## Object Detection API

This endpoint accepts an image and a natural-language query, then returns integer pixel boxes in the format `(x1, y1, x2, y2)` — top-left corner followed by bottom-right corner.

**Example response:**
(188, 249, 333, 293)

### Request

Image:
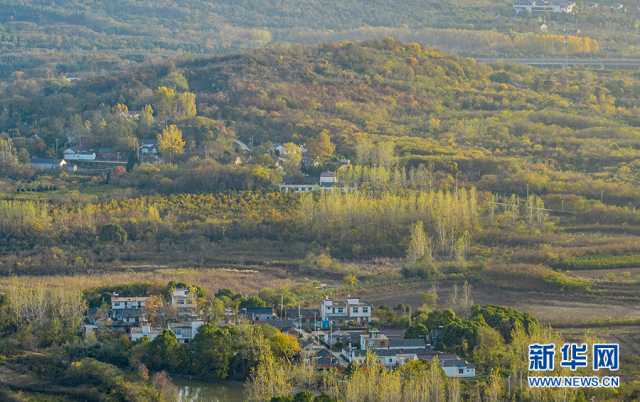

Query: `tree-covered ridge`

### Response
(0, 0, 637, 78)
(5, 39, 640, 206)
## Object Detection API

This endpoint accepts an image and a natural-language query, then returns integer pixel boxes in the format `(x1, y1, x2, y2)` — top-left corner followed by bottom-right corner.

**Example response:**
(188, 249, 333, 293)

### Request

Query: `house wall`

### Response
(443, 366, 476, 378)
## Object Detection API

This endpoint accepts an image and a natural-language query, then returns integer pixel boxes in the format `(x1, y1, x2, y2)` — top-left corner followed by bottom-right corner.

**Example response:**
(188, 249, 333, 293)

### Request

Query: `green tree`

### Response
(186, 324, 235, 379)
(98, 223, 128, 244)
(143, 330, 182, 372)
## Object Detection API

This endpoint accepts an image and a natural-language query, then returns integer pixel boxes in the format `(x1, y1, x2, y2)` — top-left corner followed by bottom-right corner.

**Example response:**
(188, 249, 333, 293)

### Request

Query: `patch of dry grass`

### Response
(0, 266, 302, 295)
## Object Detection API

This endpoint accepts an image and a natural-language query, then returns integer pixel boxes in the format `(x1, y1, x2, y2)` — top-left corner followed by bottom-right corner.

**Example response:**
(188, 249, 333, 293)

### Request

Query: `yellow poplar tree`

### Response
(157, 124, 185, 163)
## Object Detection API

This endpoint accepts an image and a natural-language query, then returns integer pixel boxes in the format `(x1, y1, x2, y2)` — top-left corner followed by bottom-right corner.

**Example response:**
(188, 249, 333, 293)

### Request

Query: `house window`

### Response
(458, 368, 464, 375)
(363, 307, 369, 313)
(352, 307, 358, 313)
(337, 308, 343, 313)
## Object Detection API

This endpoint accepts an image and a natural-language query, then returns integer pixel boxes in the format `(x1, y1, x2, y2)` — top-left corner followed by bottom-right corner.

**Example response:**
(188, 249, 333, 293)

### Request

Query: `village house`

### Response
(339, 326, 476, 377)
(349, 349, 419, 368)
(278, 183, 319, 193)
(168, 320, 205, 343)
(319, 171, 338, 187)
(314, 348, 341, 370)
(171, 286, 199, 319)
(30, 157, 66, 171)
(129, 320, 204, 343)
(138, 139, 159, 162)
(279, 171, 342, 193)
(441, 358, 476, 378)
(241, 307, 276, 322)
(130, 323, 162, 342)
(110, 294, 149, 326)
(261, 319, 298, 333)
(96, 147, 124, 161)
(320, 297, 372, 325)
(514, 0, 576, 14)
(284, 307, 320, 328)
(63, 148, 96, 161)
(358, 329, 429, 352)
(359, 328, 389, 349)
(120, 287, 204, 343)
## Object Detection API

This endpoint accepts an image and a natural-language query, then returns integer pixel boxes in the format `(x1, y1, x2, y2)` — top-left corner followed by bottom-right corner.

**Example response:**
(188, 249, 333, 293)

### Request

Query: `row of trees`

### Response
(0, 186, 553, 267)
(298, 189, 481, 257)
(0, 279, 86, 347)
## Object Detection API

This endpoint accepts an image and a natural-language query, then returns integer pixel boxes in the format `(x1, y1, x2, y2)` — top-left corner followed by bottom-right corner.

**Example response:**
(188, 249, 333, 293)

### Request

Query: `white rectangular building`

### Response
(321, 297, 372, 324)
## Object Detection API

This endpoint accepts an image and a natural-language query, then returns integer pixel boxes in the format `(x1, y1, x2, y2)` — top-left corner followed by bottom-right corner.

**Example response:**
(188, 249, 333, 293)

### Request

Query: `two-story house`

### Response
(320, 297, 372, 325)
(168, 320, 205, 343)
(241, 307, 276, 322)
(110, 294, 149, 326)
(171, 286, 198, 319)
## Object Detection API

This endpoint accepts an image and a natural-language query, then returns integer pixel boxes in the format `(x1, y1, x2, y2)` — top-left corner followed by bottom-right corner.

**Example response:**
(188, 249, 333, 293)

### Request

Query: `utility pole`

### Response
(329, 321, 333, 350)
(314, 312, 318, 344)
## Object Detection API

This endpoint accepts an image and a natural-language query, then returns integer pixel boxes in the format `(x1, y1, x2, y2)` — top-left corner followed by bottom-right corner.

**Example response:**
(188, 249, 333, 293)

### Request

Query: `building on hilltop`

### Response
(514, 0, 576, 14)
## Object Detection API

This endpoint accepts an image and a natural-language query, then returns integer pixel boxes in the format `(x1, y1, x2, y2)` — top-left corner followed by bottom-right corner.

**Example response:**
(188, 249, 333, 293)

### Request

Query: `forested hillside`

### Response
(1, 36, 640, 401)
(3, 39, 640, 275)
(0, 0, 637, 78)
(4, 39, 640, 208)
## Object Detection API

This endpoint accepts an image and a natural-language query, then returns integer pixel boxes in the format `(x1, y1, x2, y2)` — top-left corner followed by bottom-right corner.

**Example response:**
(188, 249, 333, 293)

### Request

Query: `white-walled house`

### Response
(347, 298, 372, 322)
(130, 324, 162, 342)
(319, 171, 338, 187)
(321, 297, 372, 324)
(169, 320, 204, 343)
(514, 0, 576, 14)
(128, 320, 204, 343)
(171, 287, 197, 308)
(349, 349, 419, 368)
(442, 358, 476, 378)
(63, 148, 96, 161)
(278, 184, 319, 193)
(171, 286, 199, 319)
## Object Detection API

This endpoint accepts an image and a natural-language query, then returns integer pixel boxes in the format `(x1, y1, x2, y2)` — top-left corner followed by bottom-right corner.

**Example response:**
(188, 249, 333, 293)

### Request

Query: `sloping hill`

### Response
(1, 0, 635, 78)
(4, 39, 640, 210)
